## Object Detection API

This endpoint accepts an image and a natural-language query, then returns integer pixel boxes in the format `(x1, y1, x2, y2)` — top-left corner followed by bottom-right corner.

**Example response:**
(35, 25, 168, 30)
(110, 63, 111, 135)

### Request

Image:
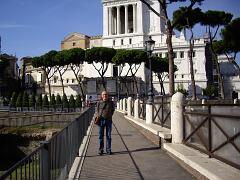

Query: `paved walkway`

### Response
(79, 112, 196, 179)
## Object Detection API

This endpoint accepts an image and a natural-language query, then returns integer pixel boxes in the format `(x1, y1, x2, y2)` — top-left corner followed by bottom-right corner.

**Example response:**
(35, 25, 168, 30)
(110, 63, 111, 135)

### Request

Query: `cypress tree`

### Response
(16, 92, 23, 107)
(43, 94, 49, 108)
(62, 93, 69, 108)
(69, 95, 75, 108)
(50, 94, 56, 108)
(56, 94, 62, 107)
(29, 94, 36, 107)
(36, 94, 43, 108)
(10, 91, 18, 107)
(75, 95, 82, 108)
(22, 92, 29, 107)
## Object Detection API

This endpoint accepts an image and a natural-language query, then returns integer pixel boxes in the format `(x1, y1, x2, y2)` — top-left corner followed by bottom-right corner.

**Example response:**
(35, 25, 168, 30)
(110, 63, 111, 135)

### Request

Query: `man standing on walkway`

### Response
(96, 91, 115, 155)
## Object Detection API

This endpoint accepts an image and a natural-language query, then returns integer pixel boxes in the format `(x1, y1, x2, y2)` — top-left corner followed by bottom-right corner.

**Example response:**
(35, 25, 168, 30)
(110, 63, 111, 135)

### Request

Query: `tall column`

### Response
(133, 4, 137, 33)
(117, 6, 121, 34)
(125, 5, 128, 34)
(137, 2, 143, 34)
(109, 7, 112, 35)
(103, 6, 108, 36)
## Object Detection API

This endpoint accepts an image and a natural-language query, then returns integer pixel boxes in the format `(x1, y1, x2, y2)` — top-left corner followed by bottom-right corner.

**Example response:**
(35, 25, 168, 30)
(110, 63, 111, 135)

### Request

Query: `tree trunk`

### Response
(43, 68, 51, 99)
(58, 69, 65, 95)
(189, 30, 197, 100)
(166, 20, 175, 95)
(71, 66, 85, 99)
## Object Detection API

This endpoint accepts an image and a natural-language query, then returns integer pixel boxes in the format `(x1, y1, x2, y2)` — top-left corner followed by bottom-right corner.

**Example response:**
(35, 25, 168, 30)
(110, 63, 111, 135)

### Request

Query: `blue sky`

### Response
(0, 0, 240, 63)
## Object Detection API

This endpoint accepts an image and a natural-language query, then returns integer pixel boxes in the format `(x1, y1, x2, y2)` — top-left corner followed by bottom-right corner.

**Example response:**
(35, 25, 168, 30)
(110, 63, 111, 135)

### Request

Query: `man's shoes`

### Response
(106, 151, 112, 155)
(98, 150, 103, 155)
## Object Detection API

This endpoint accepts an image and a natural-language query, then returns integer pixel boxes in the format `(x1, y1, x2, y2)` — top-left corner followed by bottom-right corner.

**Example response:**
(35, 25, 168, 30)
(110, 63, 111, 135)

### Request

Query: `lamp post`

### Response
(145, 36, 155, 104)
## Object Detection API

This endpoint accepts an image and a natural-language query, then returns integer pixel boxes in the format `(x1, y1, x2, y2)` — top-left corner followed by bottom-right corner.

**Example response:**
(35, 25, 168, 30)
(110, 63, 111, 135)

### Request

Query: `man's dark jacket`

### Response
(97, 100, 115, 121)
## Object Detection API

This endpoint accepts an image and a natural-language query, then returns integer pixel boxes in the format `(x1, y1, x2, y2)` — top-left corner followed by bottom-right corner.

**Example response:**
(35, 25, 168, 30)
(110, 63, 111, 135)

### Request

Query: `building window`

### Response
(66, 79, 69, 83)
(175, 75, 177, 78)
(54, 77, 57, 83)
(113, 65, 118, 77)
(72, 79, 75, 83)
(159, 53, 162, 58)
(180, 51, 184, 58)
(129, 38, 132, 44)
(165, 52, 168, 58)
(121, 39, 124, 45)
(193, 51, 196, 57)
(173, 52, 177, 58)
(113, 40, 115, 46)
(73, 42, 76, 46)
(188, 51, 196, 57)
(182, 75, 184, 78)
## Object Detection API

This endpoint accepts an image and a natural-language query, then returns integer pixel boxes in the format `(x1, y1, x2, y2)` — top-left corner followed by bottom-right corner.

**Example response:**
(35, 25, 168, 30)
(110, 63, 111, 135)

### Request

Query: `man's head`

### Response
(101, 91, 108, 101)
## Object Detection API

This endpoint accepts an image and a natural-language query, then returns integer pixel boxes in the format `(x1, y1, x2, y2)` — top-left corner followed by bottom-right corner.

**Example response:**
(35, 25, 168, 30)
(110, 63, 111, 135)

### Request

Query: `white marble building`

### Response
(25, 0, 240, 99)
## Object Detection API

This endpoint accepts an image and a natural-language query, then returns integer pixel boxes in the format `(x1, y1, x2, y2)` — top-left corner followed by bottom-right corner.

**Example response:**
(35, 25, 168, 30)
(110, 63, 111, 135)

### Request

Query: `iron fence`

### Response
(152, 95, 171, 129)
(0, 111, 83, 127)
(183, 104, 240, 170)
(0, 106, 94, 180)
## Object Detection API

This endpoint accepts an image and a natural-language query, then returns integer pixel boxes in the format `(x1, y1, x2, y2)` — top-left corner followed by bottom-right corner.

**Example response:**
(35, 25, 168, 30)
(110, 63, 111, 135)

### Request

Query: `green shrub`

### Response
(36, 94, 43, 108)
(50, 94, 56, 108)
(10, 92, 18, 107)
(202, 85, 218, 98)
(176, 83, 188, 96)
(69, 95, 75, 108)
(75, 95, 82, 108)
(62, 93, 69, 108)
(43, 94, 49, 108)
(56, 94, 62, 107)
(22, 92, 29, 107)
(29, 94, 36, 107)
(16, 92, 23, 107)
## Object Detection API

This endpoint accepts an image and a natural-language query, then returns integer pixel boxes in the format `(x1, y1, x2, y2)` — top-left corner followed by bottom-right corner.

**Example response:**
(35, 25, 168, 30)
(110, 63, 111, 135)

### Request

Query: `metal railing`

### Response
(0, 106, 94, 180)
(0, 111, 83, 127)
(183, 104, 240, 170)
(152, 95, 171, 129)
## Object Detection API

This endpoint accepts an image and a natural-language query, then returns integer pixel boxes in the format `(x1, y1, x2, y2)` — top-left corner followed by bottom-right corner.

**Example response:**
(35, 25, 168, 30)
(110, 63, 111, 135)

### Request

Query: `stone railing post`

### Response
(127, 97, 132, 116)
(171, 92, 185, 143)
(117, 101, 120, 110)
(146, 102, 153, 124)
(134, 98, 139, 119)
(123, 98, 126, 113)
(120, 99, 123, 110)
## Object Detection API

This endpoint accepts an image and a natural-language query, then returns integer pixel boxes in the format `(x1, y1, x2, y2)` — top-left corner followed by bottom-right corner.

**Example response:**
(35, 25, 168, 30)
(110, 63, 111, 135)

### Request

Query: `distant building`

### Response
(61, 32, 90, 50)
(21, 57, 46, 95)
(0, 54, 19, 97)
(24, 0, 240, 99)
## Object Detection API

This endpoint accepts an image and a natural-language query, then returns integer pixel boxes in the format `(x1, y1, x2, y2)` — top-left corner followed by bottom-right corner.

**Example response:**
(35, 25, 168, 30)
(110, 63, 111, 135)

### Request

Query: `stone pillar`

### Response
(127, 97, 132, 116)
(234, 98, 238, 104)
(109, 7, 112, 35)
(134, 98, 139, 119)
(137, 1, 143, 34)
(146, 103, 153, 124)
(120, 99, 123, 110)
(125, 5, 128, 34)
(117, 101, 120, 110)
(117, 6, 121, 34)
(133, 4, 137, 33)
(171, 92, 185, 143)
(123, 98, 126, 112)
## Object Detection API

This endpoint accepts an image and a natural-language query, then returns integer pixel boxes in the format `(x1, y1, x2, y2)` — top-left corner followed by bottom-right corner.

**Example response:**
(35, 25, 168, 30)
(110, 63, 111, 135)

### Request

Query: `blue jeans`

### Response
(98, 118, 112, 152)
